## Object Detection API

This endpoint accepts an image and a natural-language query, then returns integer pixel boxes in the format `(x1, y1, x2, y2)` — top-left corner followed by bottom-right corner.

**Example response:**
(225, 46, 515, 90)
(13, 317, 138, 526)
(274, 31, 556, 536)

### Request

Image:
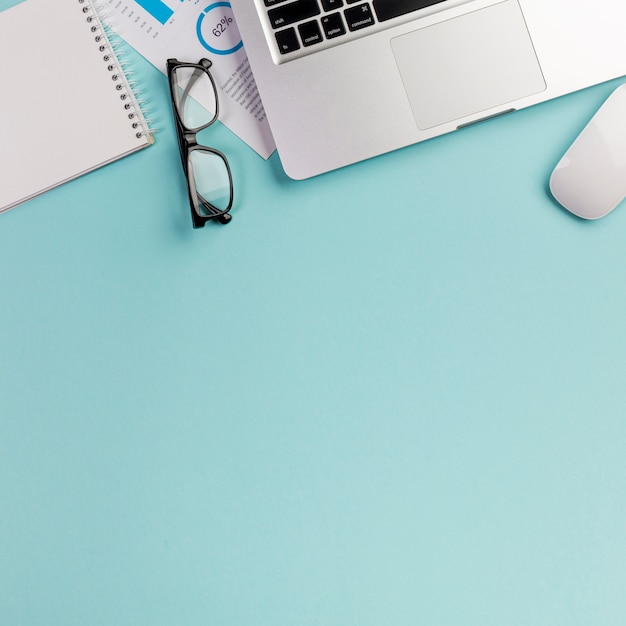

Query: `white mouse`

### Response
(550, 84, 626, 220)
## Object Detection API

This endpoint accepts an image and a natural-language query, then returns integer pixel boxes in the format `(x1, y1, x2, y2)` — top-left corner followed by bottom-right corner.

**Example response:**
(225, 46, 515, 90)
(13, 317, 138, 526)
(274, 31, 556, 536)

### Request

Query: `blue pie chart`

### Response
(196, 2, 243, 55)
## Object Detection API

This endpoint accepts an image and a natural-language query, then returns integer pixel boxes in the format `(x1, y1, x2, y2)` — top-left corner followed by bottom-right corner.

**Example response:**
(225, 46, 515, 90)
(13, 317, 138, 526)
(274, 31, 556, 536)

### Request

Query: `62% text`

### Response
(212, 16, 233, 37)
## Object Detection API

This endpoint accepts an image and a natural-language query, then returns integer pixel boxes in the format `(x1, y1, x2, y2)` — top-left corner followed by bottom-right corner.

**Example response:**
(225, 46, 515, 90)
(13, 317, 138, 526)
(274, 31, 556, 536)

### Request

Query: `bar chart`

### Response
(133, 0, 181, 26)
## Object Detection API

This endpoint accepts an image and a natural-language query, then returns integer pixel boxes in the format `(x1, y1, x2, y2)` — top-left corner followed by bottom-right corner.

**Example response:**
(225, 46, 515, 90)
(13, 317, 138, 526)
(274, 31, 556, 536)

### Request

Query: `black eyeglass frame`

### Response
(166, 57, 233, 228)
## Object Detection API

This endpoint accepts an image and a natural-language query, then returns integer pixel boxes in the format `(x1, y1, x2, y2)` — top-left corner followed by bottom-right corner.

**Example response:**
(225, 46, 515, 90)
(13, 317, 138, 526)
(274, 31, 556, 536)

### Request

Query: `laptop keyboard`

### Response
(260, 0, 453, 62)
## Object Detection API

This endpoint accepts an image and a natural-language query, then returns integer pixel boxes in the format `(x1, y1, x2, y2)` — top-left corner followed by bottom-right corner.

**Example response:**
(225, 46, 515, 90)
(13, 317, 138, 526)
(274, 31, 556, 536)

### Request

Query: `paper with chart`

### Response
(103, 0, 276, 158)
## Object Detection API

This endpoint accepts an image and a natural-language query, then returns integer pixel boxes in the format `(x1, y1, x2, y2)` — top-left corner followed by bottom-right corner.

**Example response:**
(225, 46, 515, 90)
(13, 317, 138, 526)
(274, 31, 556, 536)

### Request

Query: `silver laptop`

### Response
(231, 0, 626, 179)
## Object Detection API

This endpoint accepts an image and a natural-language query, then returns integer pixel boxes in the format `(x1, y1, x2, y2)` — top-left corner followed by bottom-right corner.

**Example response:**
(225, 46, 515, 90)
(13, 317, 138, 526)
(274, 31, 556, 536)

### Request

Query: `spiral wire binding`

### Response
(78, 0, 156, 140)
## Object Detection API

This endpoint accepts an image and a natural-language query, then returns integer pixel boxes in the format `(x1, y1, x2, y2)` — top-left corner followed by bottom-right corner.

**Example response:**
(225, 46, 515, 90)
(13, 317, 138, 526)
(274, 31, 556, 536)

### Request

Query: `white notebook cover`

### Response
(0, 0, 154, 213)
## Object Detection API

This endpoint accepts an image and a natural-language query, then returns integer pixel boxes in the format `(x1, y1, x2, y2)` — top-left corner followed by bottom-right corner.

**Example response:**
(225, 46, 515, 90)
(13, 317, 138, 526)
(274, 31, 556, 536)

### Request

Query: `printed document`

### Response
(102, 0, 276, 158)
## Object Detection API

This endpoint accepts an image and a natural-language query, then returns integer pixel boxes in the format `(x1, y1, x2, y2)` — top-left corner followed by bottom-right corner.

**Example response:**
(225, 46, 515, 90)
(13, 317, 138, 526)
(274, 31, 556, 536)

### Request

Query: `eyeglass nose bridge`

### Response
(182, 129, 200, 149)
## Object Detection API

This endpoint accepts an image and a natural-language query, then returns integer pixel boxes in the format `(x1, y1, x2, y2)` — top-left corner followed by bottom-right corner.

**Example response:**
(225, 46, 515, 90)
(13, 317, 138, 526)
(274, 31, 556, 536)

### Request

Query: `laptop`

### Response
(231, 0, 626, 180)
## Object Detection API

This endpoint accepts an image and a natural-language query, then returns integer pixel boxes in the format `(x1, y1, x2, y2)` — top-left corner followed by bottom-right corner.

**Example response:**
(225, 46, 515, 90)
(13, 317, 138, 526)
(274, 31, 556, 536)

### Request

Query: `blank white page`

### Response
(0, 0, 153, 212)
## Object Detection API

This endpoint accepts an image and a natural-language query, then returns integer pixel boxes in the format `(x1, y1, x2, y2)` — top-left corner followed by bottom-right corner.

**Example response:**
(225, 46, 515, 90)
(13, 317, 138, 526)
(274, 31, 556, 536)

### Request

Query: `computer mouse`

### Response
(550, 84, 626, 220)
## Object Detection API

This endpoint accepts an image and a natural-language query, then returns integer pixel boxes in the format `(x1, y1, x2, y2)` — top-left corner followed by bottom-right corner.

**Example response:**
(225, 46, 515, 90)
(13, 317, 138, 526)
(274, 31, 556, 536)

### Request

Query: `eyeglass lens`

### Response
(189, 149, 231, 216)
(171, 65, 217, 130)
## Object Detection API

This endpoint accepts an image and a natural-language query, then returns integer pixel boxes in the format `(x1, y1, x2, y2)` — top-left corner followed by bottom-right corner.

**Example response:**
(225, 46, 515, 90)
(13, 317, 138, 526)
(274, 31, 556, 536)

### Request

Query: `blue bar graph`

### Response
(134, 0, 173, 25)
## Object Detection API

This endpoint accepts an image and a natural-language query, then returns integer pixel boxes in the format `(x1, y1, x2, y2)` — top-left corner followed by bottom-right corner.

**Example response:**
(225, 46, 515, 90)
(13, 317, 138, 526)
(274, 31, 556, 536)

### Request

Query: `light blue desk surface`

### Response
(2, 47, 626, 625)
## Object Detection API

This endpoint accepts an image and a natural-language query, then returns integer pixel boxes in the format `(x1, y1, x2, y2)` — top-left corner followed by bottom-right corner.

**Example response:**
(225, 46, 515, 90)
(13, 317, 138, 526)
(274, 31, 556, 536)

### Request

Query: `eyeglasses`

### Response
(167, 58, 233, 228)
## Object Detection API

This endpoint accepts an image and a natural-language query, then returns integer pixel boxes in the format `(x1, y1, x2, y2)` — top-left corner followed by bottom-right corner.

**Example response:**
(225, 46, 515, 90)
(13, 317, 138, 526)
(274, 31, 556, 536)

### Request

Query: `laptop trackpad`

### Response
(391, 0, 546, 130)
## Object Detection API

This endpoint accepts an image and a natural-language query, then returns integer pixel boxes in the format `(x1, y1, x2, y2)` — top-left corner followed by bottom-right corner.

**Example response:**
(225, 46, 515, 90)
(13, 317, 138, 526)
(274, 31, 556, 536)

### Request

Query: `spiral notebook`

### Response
(0, 0, 154, 214)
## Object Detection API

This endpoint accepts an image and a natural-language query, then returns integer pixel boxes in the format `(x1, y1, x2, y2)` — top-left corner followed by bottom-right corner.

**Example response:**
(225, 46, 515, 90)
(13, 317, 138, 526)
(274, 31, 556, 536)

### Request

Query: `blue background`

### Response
(0, 0, 25, 10)
(2, 41, 626, 625)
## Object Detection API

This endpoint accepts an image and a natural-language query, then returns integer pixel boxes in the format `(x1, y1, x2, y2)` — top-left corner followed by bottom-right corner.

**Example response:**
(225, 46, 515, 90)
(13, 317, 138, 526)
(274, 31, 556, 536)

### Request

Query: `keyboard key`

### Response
(268, 0, 321, 29)
(321, 12, 346, 39)
(344, 3, 375, 31)
(298, 20, 323, 46)
(373, 0, 446, 22)
(275, 27, 301, 53)
(321, 0, 343, 9)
